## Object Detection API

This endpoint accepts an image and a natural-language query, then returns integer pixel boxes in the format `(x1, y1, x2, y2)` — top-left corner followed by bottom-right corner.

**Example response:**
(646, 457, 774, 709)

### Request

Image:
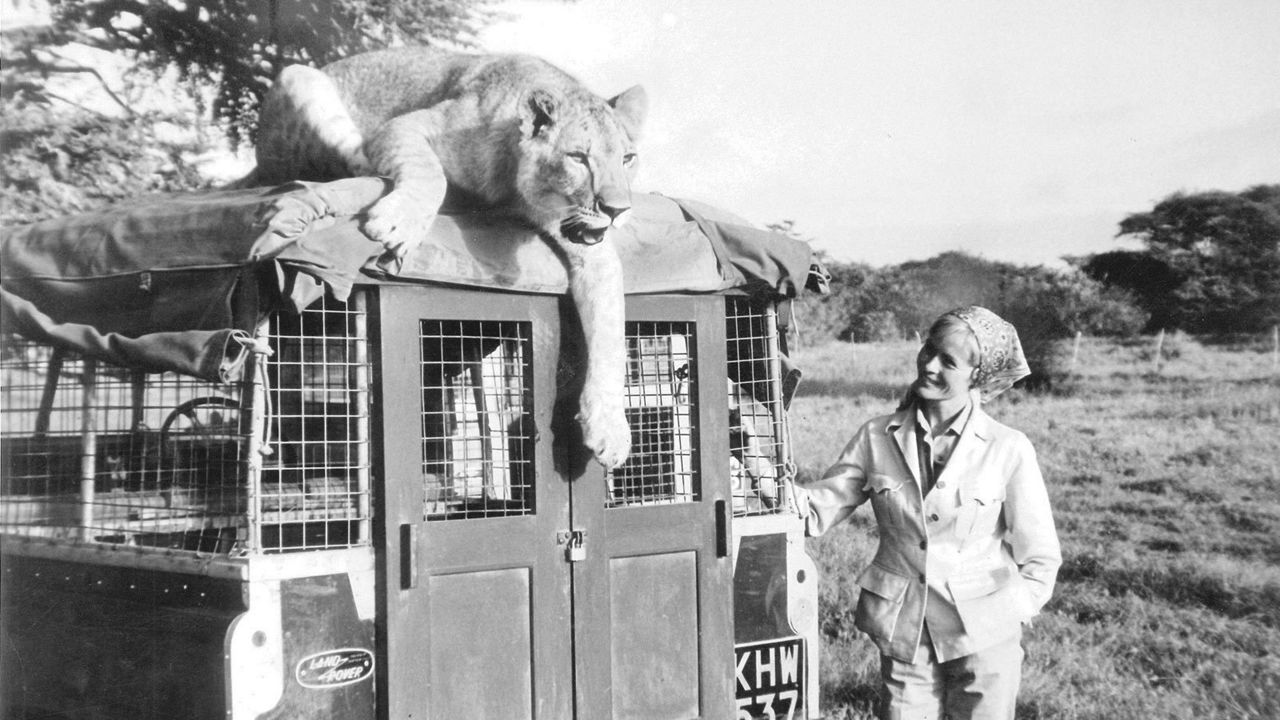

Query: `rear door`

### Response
(568, 295, 736, 720)
(376, 288, 733, 720)
(377, 286, 573, 720)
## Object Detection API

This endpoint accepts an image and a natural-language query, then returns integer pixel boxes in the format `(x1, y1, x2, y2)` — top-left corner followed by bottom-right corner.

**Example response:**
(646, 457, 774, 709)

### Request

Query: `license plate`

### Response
(735, 637, 804, 720)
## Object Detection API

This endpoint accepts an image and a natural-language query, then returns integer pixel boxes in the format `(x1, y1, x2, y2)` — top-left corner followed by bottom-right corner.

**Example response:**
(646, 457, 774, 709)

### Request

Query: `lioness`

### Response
(253, 47, 646, 468)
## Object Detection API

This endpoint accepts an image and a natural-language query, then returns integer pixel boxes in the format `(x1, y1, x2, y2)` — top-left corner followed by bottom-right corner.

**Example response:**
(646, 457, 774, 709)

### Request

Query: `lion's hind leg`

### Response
(254, 65, 372, 184)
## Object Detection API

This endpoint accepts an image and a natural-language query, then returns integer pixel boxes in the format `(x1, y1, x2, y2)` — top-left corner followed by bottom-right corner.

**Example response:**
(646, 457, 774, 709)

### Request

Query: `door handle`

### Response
(715, 499, 729, 558)
(400, 523, 418, 589)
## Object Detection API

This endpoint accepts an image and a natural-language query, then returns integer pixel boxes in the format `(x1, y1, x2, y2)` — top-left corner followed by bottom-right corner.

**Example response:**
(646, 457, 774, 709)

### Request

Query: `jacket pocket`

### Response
(865, 472, 908, 530)
(854, 563, 911, 642)
(947, 566, 1026, 643)
(956, 484, 1006, 542)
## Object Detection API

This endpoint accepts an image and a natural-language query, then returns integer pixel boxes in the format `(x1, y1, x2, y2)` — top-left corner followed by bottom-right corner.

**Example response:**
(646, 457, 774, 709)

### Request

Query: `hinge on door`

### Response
(557, 529, 587, 562)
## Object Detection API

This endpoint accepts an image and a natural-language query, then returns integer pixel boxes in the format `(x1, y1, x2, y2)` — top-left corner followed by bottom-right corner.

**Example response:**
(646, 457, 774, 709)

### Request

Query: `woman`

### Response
(799, 306, 1061, 720)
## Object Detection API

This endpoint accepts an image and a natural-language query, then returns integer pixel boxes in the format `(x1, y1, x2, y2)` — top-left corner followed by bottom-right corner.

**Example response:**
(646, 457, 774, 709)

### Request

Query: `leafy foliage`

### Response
(1075, 249, 1182, 330)
(0, 0, 504, 224)
(0, 102, 211, 225)
(1, 25, 216, 223)
(999, 265, 1150, 383)
(1101, 184, 1280, 334)
(801, 251, 1147, 340)
(794, 250, 1148, 385)
(794, 253, 882, 342)
(47, 0, 497, 144)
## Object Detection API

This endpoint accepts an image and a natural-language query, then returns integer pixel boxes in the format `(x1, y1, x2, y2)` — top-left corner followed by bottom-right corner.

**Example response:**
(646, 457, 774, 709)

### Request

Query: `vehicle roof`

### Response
(2, 178, 815, 380)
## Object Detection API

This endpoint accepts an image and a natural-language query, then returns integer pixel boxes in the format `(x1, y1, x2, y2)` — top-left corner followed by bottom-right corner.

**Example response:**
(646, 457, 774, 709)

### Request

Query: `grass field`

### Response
(787, 334, 1280, 719)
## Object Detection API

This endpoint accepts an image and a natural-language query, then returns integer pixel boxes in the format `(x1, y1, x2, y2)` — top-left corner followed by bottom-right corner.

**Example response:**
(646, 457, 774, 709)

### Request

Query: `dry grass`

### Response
(789, 335, 1280, 719)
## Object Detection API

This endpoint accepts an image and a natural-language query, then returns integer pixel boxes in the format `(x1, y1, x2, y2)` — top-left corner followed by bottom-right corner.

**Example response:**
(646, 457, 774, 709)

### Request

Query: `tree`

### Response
(0, 107, 210, 224)
(1113, 185, 1280, 333)
(1074, 250, 1180, 330)
(888, 251, 1016, 336)
(0, 0, 501, 224)
(1, 26, 215, 223)
(42, 0, 497, 145)
(802, 255, 884, 341)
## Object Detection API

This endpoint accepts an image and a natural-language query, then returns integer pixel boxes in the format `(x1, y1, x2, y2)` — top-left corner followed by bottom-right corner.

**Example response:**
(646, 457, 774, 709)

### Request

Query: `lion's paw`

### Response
(363, 191, 433, 260)
(577, 393, 631, 470)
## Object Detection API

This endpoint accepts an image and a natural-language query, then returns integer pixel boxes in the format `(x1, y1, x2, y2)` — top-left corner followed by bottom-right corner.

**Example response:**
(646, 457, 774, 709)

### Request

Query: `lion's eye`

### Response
(623, 153, 637, 166)
(567, 152, 590, 166)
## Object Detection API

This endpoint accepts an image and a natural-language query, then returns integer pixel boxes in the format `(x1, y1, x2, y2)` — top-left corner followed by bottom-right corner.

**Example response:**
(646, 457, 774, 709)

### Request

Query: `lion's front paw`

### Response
(363, 191, 434, 260)
(577, 391, 631, 469)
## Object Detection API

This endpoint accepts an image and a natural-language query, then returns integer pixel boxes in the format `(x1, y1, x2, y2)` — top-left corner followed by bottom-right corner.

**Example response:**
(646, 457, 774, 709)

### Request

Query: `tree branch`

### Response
(15, 49, 137, 117)
(39, 87, 116, 117)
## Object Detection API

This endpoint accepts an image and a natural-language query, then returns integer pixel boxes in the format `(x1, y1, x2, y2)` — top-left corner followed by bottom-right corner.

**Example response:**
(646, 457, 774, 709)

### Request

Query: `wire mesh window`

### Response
(0, 342, 248, 553)
(420, 320, 534, 521)
(608, 322, 698, 507)
(261, 293, 371, 552)
(0, 293, 372, 556)
(726, 296, 787, 516)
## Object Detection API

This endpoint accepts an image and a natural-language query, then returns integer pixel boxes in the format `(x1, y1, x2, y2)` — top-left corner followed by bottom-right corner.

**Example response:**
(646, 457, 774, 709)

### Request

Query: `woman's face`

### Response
(915, 326, 979, 404)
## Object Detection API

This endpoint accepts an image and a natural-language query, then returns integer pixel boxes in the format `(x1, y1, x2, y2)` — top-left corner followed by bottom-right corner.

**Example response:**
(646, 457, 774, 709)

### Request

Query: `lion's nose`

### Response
(599, 201, 631, 222)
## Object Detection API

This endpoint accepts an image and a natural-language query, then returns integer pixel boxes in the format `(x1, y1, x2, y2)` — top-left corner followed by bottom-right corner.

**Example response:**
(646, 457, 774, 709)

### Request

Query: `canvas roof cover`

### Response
(2, 178, 817, 381)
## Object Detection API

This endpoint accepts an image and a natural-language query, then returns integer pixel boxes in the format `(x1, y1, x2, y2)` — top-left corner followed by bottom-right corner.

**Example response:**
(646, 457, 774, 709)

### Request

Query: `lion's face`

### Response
(517, 85, 648, 244)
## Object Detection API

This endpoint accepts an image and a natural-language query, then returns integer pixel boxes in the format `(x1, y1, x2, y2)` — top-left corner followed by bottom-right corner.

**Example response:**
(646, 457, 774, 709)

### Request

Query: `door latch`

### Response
(558, 529, 587, 562)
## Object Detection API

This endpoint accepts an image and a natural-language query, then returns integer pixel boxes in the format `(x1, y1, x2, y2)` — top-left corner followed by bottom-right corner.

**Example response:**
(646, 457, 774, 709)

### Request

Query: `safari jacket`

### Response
(799, 403, 1061, 663)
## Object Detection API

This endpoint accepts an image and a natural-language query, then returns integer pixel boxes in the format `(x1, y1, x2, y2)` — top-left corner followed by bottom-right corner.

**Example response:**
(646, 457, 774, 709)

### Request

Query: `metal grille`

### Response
(420, 320, 534, 521)
(0, 342, 248, 552)
(260, 293, 371, 552)
(725, 296, 787, 515)
(0, 293, 372, 556)
(608, 321, 698, 507)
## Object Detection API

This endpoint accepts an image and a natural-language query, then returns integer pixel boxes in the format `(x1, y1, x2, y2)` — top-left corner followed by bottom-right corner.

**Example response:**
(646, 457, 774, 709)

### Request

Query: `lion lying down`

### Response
(251, 47, 647, 468)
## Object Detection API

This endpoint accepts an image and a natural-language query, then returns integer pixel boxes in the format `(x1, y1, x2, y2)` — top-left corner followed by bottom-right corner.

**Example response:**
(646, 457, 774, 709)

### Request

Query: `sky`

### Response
(478, 0, 1280, 267)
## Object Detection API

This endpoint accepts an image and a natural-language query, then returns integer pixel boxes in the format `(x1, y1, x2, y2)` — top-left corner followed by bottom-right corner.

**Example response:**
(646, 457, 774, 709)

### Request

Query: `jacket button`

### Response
(918, 574, 926, 584)
(929, 513, 939, 522)
(936, 481, 947, 489)
(919, 540, 928, 550)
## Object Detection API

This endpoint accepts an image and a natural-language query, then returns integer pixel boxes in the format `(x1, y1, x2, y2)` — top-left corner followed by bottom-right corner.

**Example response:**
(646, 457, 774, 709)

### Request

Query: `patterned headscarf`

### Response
(943, 306, 1031, 402)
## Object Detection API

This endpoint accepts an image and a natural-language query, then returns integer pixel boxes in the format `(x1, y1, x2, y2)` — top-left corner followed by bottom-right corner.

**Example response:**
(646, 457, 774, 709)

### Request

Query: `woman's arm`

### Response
(1003, 434, 1062, 615)
(797, 424, 874, 536)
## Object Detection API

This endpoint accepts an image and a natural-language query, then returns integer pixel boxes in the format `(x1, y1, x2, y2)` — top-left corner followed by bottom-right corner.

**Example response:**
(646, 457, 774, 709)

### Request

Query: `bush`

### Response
(846, 310, 901, 343)
(1137, 330, 1199, 363)
(801, 252, 1149, 391)
(999, 267, 1150, 387)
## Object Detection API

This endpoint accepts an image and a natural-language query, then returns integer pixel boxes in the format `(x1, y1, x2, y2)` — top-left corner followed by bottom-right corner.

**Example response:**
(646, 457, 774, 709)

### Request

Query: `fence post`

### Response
(1071, 331, 1082, 371)
(1152, 329, 1165, 373)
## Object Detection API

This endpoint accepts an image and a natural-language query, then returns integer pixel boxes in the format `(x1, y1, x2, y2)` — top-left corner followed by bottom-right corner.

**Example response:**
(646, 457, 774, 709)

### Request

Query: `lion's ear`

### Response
(608, 85, 647, 140)
(521, 88, 559, 138)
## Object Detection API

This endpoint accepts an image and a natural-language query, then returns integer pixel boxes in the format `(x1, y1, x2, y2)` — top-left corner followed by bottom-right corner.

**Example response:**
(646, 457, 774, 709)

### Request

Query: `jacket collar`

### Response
(887, 407, 922, 485)
(887, 394, 994, 437)
(886, 395, 994, 486)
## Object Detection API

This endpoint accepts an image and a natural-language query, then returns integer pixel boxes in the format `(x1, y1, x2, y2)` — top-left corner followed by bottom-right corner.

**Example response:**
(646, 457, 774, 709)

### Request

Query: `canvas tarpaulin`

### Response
(1, 177, 816, 381)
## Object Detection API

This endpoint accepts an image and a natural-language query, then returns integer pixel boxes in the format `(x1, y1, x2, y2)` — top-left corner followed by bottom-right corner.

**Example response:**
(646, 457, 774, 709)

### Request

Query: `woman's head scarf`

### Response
(941, 306, 1031, 403)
